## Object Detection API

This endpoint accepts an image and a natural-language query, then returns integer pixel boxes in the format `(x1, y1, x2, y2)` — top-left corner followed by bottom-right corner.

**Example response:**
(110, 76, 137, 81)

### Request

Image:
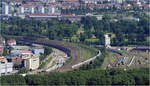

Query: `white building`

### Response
(19, 6, 24, 14)
(31, 7, 35, 14)
(2, 3, 9, 15)
(111, 0, 123, 4)
(0, 57, 13, 76)
(7, 39, 16, 46)
(24, 55, 39, 70)
(41, 0, 56, 3)
(41, 6, 45, 14)
(84, 0, 98, 4)
(52, 6, 55, 14)
(5, 4, 9, 15)
(37, 6, 45, 14)
(104, 34, 111, 48)
(45, 6, 59, 14)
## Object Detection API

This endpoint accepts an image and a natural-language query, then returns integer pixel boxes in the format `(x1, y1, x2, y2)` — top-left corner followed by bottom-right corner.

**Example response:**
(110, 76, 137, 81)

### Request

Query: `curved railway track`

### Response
(18, 38, 88, 72)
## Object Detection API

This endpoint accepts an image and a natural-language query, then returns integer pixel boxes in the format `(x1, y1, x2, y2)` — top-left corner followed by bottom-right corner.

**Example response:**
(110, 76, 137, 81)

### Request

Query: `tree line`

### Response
(0, 68, 149, 85)
(1, 13, 149, 46)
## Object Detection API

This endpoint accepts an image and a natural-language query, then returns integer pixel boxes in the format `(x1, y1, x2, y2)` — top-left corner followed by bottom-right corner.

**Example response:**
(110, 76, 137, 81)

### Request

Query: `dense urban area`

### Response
(0, 0, 150, 85)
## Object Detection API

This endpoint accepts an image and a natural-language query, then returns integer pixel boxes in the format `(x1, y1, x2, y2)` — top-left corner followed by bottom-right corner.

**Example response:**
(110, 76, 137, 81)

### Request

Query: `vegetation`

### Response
(1, 13, 149, 46)
(44, 47, 53, 56)
(39, 47, 53, 61)
(1, 68, 149, 85)
(64, 57, 72, 65)
(39, 47, 53, 69)
(80, 48, 107, 70)
(39, 57, 52, 69)
(2, 47, 10, 56)
(17, 68, 29, 74)
(77, 43, 97, 59)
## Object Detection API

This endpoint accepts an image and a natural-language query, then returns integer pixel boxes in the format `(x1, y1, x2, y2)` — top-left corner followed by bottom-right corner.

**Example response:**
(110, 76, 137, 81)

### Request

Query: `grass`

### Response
(77, 25, 84, 35)
(101, 57, 109, 69)
(63, 37, 80, 42)
(39, 57, 52, 69)
(77, 43, 98, 60)
(49, 61, 57, 68)
(46, 57, 52, 63)
(2, 34, 24, 40)
(146, 36, 150, 42)
(109, 53, 118, 64)
(64, 57, 73, 65)
(82, 50, 92, 60)
(78, 43, 97, 52)
(65, 42, 98, 60)
(85, 38, 99, 43)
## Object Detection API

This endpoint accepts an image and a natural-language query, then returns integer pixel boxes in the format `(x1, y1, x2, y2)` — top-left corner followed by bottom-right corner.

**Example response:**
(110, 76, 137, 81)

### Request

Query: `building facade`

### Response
(104, 34, 111, 48)
(0, 57, 13, 76)
(24, 55, 39, 70)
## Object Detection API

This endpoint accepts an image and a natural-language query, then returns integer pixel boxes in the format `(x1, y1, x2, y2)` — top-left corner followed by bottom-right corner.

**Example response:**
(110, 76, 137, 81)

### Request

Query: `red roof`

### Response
(61, 14, 74, 16)
(0, 57, 7, 62)
(21, 50, 32, 54)
(22, 4, 34, 7)
(30, 14, 59, 16)
(0, 47, 4, 52)
(7, 39, 16, 43)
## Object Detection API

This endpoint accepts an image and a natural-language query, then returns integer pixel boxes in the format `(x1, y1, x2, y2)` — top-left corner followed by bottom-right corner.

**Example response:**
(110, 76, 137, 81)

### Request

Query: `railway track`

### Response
(18, 38, 88, 72)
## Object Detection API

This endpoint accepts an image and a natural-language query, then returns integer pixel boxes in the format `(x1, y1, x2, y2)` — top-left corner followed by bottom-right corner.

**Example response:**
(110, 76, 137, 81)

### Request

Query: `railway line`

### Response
(18, 38, 97, 72)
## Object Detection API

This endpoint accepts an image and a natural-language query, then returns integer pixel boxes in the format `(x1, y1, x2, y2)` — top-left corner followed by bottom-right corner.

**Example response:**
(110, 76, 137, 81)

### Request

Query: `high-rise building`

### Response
(19, 6, 24, 14)
(39, 6, 45, 14)
(41, 7, 45, 14)
(104, 34, 111, 48)
(24, 55, 39, 70)
(0, 56, 13, 76)
(113, 0, 123, 4)
(2, 4, 9, 15)
(52, 7, 55, 14)
(31, 7, 35, 14)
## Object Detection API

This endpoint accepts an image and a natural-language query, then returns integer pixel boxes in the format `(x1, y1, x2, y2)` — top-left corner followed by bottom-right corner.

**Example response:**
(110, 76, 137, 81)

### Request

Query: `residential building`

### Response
(35, 6, 45, 14)
(19, 6, 25, 14)
(2, 3, 9, 15)
(113, 0, 123, 4)
(0, 37, 6, 45)
(0, 47, 4, 55)
(30, 6, 35, 14)
(6, 55, 23, 65)
(24, 55, 39, 70)
(2, 3, 13, 15)
(0, 56, 13, 76)
(104, 34, 111, 48)
(7, 39, 16, 46)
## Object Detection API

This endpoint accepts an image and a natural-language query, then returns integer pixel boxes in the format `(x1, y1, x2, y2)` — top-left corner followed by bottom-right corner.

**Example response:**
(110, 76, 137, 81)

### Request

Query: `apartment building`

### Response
(24, 55, 39, 70)
(0, 56, 13, 76)
(104, 34, 111, 48)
